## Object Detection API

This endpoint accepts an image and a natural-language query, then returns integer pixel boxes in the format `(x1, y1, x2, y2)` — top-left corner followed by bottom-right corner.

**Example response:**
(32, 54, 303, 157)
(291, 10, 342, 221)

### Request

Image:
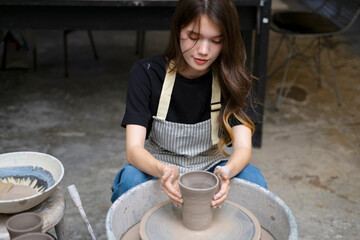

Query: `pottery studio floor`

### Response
(0, 1, 359, 240)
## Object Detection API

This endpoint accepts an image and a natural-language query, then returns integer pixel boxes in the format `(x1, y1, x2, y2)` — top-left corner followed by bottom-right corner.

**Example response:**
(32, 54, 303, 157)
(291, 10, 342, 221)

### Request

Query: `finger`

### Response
(212, 185, 229, 207)
(163, 166, 179, 176)
(213, 187, 226, 200)
(215, 169, 225, 180)
(163, 190, 182, 205)
(219, 171, 230, 181)
(162, 168, 179, 183)
(214, 183, 230, 200)
(214, 166, 230, 179)
(214, 166, 221, 175)
(161, 175, 170, 184)
(211, 193, 228, 208)
(161, 186, 183, 206)
(162, 177, 182, 199)
(216, 175, 229, 192)
(165, 185, 182, 200)
(162, 171, 172, 181)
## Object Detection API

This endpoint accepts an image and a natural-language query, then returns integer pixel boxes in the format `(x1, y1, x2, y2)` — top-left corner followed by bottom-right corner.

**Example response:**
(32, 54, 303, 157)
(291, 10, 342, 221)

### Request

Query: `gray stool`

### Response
(0, 188, 66, 240)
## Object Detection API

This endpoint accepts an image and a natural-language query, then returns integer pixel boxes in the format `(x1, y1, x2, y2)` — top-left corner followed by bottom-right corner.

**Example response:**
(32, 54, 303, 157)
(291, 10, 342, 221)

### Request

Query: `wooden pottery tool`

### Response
(67, 184, 97, 240)
(0, 180, 14, 199)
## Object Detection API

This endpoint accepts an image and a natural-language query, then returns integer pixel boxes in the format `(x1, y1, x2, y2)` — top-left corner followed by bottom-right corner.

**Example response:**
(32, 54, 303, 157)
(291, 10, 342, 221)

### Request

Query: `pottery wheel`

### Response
(139, 200, 261, 240)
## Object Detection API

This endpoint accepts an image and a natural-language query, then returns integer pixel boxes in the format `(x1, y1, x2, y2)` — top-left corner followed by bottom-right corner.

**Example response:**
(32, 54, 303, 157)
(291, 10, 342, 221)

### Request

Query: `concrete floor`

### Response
(0, 1, 359, 239)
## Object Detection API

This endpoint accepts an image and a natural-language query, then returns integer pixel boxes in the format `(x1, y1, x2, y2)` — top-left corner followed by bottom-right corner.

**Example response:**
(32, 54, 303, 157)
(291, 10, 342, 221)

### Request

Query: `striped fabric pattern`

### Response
(145, 117, 226, 174)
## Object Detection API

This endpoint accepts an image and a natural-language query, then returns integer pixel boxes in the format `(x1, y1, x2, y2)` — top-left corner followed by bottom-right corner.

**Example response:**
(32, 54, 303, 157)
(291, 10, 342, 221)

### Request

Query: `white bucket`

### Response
(106, 178, 298, 240)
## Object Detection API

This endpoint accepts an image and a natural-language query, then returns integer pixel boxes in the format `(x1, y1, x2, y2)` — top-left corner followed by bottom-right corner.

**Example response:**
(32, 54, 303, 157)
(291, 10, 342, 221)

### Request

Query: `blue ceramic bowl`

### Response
(0, 152, 64, 213)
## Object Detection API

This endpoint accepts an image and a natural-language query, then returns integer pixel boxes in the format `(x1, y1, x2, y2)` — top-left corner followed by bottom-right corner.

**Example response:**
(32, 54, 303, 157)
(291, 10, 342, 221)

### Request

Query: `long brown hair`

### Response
(165, 0, 255, 155)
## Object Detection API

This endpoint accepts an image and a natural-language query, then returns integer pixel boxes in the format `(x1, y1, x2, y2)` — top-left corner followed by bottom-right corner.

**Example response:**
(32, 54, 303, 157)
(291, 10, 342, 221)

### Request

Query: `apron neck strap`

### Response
(210, 69, 221, 145)
(156, 62, 221, 145)
(156, 62, 176, 120)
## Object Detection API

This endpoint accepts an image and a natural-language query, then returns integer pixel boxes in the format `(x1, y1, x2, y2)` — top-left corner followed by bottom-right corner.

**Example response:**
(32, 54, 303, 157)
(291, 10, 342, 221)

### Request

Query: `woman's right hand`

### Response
(161, 165, 183, 207)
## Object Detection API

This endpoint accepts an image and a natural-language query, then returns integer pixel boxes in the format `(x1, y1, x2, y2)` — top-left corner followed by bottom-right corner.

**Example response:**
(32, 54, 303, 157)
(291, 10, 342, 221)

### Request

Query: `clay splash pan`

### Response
(140, 200, 261, 240)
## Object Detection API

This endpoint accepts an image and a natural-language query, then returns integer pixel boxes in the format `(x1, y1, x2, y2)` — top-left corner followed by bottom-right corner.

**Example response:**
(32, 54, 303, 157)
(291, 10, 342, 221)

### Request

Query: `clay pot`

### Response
(12, 233, 53, 240)
(179, 171, 219, 230)
(5, 212, 43, 239)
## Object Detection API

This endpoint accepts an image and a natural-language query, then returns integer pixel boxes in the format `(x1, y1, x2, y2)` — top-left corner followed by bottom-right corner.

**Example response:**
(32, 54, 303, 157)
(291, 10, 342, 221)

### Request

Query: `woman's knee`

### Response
(235, 164, 268, 189)
(122, 165, 153, 185)
(111, 165, 153, 202)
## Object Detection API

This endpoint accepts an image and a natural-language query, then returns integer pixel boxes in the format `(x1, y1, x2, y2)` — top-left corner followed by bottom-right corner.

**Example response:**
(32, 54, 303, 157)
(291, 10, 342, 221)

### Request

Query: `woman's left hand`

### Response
(211, 165, 231, 208)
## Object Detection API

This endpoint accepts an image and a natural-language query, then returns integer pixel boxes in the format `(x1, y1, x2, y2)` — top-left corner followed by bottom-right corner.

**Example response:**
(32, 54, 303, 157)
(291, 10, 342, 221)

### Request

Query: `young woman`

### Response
(111, 0, 267, 208)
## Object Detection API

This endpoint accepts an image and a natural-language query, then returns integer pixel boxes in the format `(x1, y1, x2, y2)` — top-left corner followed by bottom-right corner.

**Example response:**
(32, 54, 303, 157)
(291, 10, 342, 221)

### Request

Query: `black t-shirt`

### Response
(121, 55, 259, 138)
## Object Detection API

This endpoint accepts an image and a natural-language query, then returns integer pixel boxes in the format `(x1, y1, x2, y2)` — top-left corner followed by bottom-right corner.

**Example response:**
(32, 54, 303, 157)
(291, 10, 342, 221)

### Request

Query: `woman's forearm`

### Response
(225, 124, 252, 178)
(126, 124, 167, 178)
(126, 145, 166, 178)
(226, 146, 251, 178)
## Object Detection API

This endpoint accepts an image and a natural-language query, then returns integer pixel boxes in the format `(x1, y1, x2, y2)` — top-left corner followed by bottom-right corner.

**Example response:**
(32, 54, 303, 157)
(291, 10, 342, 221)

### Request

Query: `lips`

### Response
(194, 57, 208, 65)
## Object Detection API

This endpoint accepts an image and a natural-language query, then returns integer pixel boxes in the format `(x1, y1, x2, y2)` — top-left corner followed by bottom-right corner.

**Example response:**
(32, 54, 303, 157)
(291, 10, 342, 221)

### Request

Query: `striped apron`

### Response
(144, 65, 227, 174)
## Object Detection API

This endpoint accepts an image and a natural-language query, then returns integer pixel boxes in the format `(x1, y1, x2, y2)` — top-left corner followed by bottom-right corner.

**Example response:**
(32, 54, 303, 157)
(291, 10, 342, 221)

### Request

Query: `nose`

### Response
(197, 40, 209, 56)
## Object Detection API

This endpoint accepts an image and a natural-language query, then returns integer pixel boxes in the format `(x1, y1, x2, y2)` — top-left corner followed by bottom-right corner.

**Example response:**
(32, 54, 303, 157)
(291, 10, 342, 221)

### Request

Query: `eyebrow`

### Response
(186, 30, 223, 38)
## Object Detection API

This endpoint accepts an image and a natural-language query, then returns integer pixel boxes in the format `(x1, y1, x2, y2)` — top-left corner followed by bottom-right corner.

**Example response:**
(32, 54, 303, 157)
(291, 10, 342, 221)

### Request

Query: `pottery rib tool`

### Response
(0, 180, 14, 199)
(67, 184, 97, 240)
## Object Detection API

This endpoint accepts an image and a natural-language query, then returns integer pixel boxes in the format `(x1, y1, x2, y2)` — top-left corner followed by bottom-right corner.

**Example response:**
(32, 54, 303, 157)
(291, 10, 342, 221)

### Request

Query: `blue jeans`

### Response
(111, 161, 267, 203)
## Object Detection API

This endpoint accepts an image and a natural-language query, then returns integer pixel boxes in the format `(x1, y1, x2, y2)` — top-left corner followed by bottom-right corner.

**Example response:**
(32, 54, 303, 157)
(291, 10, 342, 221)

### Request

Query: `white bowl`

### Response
(0, 152, 64, 214)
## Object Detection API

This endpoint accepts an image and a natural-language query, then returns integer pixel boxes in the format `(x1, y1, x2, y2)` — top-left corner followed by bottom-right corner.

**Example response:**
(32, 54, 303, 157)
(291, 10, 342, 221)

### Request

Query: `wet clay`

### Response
(178, 171, 219, 231)
(261, 228, 276, 240)
(123, 222, 275, 240)
(121, 223, 141, 240)
(0, 184, 38, 200)
(140, 200, 261, 240)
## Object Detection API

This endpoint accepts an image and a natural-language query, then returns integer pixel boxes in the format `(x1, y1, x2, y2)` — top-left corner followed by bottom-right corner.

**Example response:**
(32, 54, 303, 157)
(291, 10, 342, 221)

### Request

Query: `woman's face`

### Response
(179, 14, 223, 79)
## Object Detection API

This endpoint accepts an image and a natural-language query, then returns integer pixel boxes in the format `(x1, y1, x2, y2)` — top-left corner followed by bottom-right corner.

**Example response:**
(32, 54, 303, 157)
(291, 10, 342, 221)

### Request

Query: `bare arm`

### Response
(126, 124, 165, 178)
(212, 124, 252, 208)
(224, 124, 252, 178)
(126, 124, 183, 205)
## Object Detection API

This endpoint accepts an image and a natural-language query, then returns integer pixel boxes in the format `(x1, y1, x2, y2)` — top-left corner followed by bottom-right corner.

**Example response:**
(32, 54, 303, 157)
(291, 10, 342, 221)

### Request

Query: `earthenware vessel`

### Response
(0, 151, 65, 214)
(179, 171, 219, 230)
(12, 233, 53, 240)
(5, 212, 43, 239)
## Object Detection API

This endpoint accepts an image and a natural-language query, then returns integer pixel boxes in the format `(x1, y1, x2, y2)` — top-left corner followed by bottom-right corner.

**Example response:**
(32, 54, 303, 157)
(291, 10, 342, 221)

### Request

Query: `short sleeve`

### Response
(228, 92, 260, 127)
(121, 61, 153, 129)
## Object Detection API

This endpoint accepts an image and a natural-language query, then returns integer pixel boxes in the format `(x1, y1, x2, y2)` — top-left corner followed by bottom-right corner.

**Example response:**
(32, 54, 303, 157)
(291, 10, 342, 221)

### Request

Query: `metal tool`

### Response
(67, 184, 96, 240)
